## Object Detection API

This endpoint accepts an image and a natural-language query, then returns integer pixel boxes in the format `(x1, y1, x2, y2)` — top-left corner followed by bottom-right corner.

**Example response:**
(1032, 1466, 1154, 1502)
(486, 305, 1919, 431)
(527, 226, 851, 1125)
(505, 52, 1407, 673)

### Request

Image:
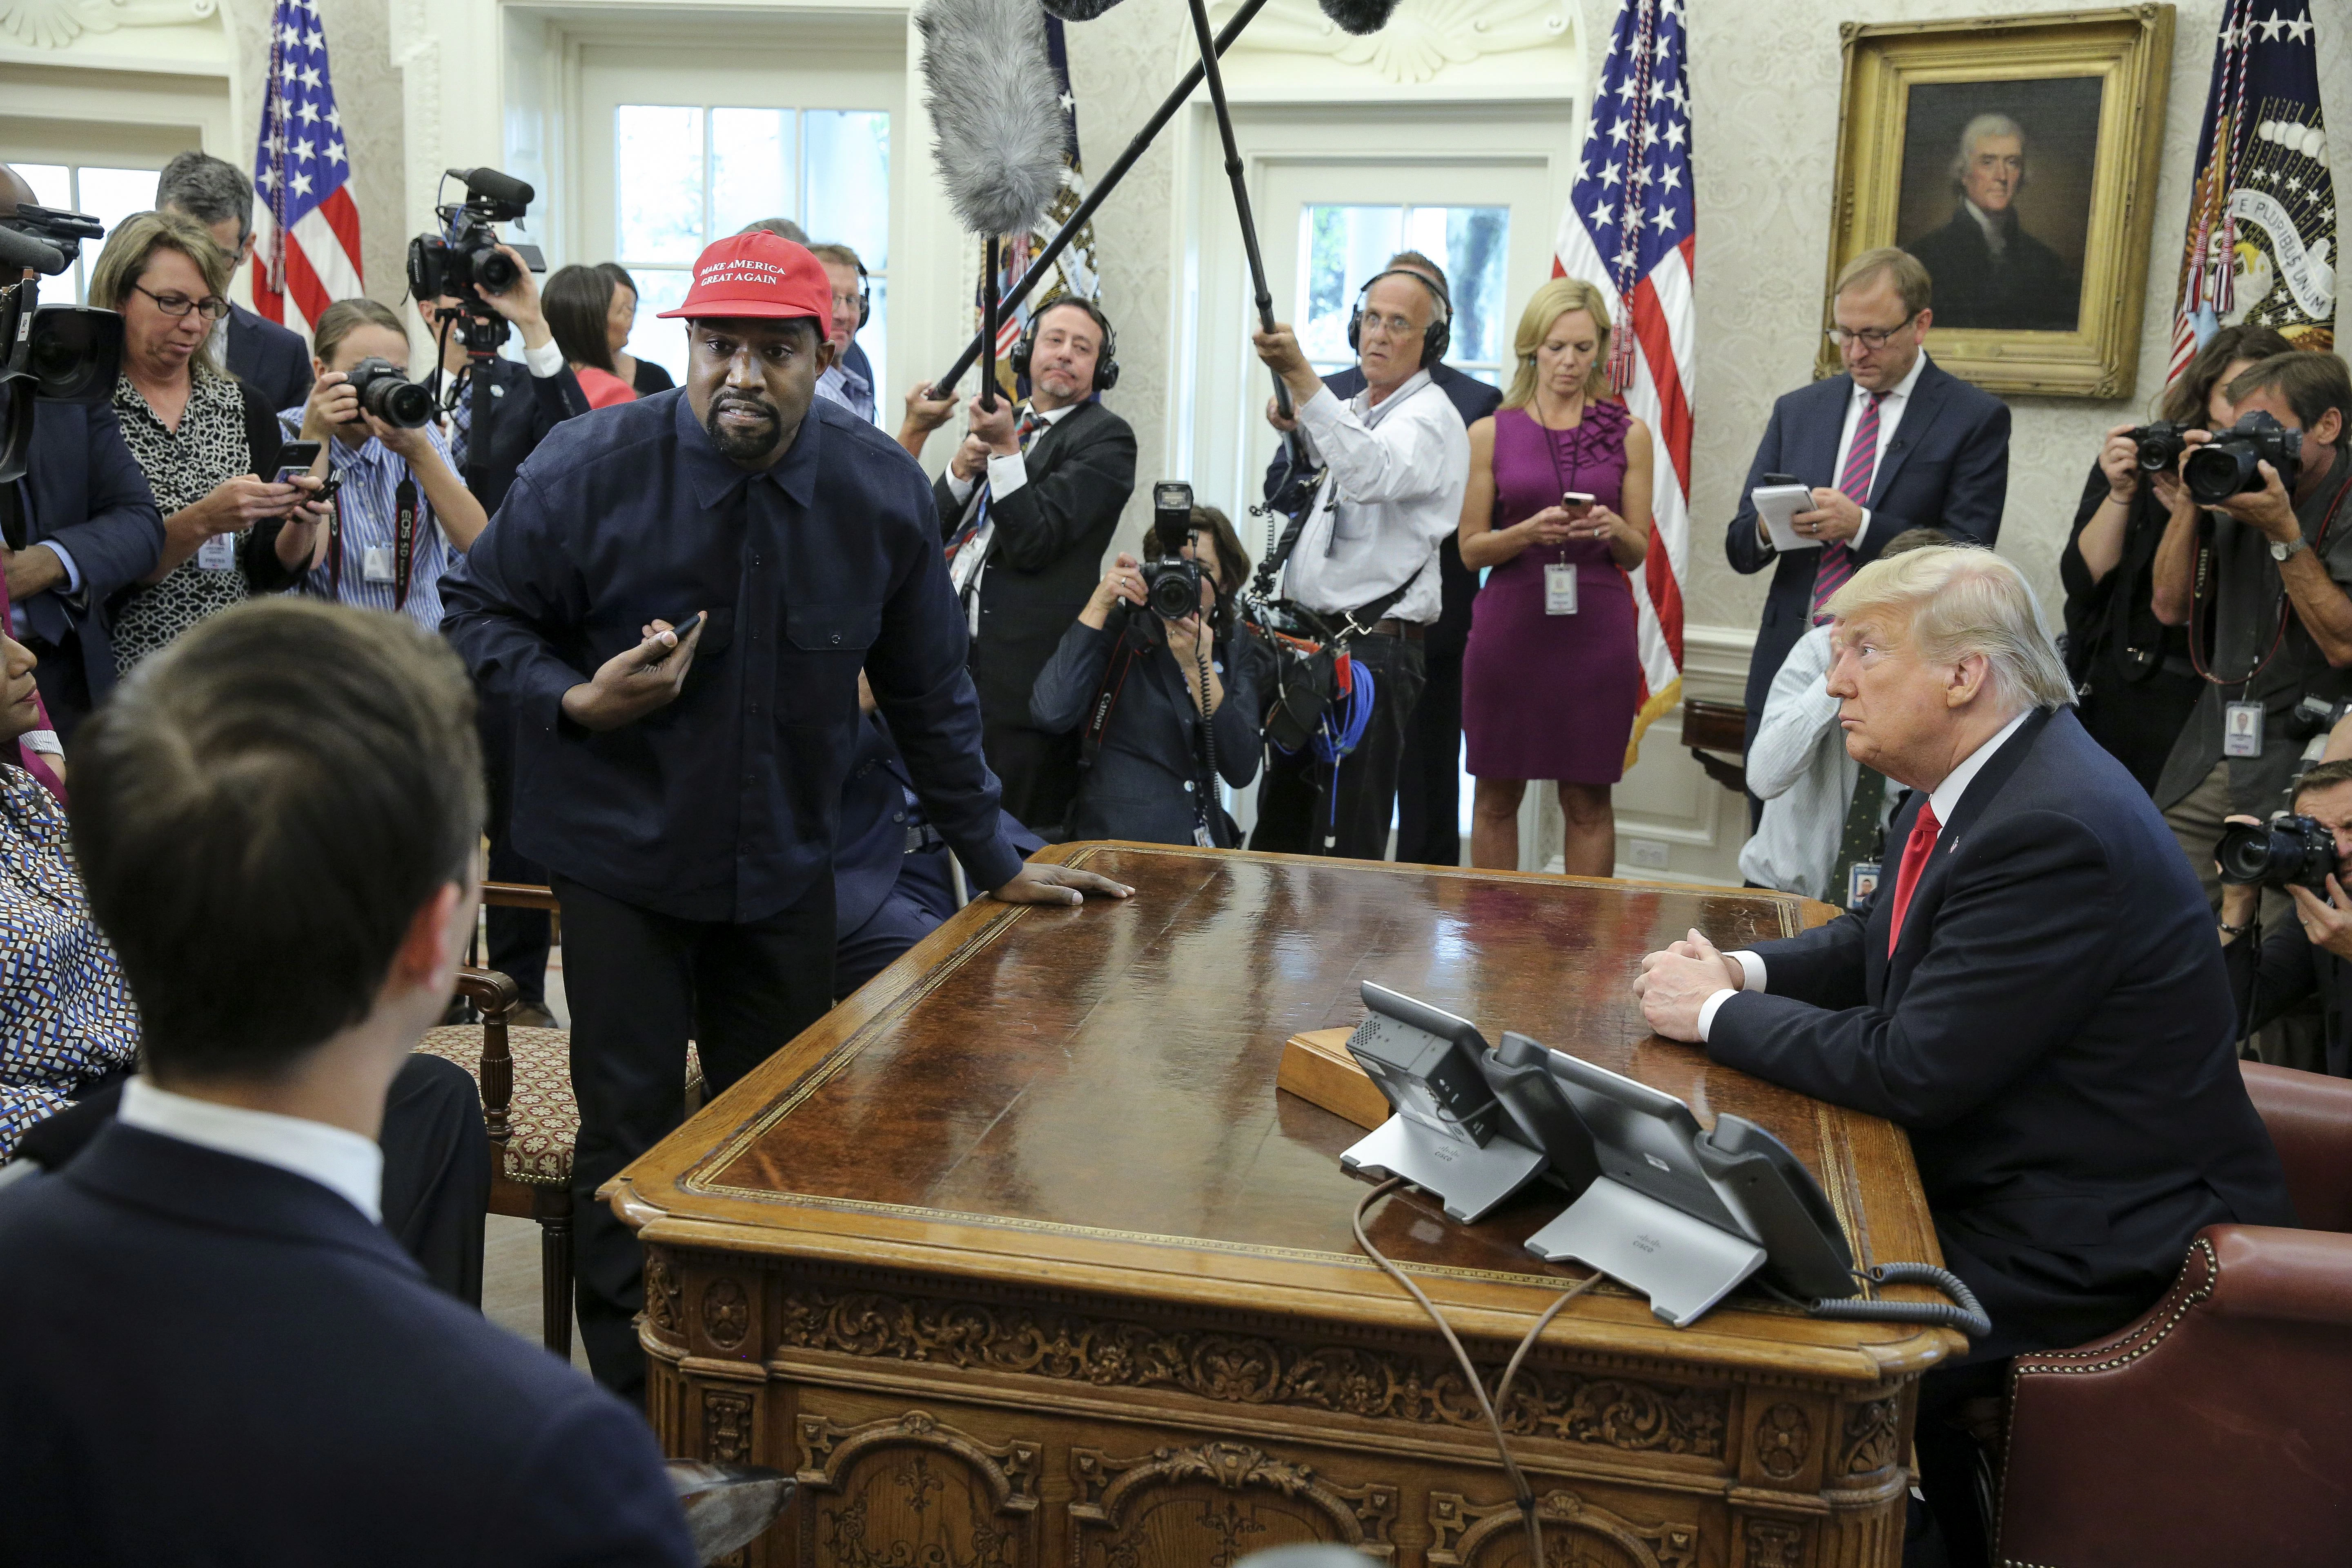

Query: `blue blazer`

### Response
(1708, 707, 2293, 1362)
(1725, 357, 2009, 745)
(835, 710, 1042, 933)
(16, 396, 165, 716)
(0, 1123, 696, 1567)
(225, 301, 316, 416)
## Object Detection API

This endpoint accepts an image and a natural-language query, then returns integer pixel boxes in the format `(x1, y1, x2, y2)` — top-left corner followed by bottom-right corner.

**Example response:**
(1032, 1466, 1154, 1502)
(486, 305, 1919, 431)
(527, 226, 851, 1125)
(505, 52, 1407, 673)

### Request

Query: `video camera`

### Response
(1, 201, 125, 486)
(1141, 480, 1204, 620)
(406, 167, 547, 354)
(2217, 813, 2337, 894)
(2186, 410, 2302, 504)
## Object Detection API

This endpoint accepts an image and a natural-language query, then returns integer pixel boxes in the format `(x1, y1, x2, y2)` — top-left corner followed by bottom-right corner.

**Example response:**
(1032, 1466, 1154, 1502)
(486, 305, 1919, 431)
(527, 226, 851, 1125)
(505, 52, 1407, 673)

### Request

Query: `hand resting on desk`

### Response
(1633, 928, 1744, 1042)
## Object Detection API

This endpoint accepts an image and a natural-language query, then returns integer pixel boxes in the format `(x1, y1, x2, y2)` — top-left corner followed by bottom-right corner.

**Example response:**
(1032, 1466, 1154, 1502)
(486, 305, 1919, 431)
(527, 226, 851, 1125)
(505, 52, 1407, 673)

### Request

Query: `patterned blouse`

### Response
(0, 768, 140, 1157)
(109, 371, 270, 674)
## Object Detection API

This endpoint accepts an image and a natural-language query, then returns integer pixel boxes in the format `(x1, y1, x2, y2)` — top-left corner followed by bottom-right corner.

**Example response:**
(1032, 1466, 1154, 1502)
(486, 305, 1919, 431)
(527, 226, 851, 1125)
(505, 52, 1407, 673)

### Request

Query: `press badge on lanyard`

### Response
(362, 543, 398, 584)
(1545, 561, 1578, 615)
(196, 534, 236, 571)
(2223, 699, 2265, 758)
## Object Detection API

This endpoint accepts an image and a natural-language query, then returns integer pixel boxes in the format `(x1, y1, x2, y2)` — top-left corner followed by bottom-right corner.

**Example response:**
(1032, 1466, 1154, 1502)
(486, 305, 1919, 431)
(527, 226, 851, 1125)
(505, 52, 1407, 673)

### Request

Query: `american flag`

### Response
(982, 13, 1103, 401)
(1554, 0, 1693, 763)
(2168, 0, 2337, 378)
(250, 0, 363, 338)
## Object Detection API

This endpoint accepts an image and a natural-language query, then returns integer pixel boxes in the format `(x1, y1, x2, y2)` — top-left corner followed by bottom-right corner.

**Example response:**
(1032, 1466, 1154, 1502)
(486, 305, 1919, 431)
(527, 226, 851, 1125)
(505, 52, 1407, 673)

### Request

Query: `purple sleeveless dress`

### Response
(1461, 401, 1642, 784)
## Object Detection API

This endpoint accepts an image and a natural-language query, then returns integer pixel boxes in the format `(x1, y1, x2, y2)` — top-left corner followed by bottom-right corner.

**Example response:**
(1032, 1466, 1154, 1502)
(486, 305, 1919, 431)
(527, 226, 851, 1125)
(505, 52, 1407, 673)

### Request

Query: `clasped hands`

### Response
(1631, 928, 1744, 1044)
(1521, 501, 1634, 551)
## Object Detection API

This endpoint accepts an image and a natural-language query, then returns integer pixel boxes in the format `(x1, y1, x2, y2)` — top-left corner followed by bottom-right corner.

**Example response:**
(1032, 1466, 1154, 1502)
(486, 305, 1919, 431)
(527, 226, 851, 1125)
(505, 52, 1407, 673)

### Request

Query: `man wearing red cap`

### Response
(442, 232, 1129, 1399)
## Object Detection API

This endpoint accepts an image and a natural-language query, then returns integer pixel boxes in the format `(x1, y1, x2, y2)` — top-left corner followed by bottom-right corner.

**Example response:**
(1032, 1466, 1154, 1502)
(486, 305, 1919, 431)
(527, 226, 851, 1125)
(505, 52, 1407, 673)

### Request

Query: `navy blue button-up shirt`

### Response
(441, 390, 1023, 924)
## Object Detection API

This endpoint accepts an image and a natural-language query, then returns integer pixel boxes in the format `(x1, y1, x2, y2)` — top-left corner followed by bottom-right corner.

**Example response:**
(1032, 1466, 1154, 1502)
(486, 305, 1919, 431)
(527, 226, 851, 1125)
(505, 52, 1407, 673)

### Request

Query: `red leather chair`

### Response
(1995, 1062, 2352, 1566)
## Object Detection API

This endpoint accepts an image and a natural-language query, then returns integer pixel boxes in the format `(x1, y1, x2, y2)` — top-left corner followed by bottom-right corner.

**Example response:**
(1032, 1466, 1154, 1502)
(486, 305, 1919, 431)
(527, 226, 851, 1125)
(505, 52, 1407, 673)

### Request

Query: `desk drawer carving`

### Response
(1069, 1441, 1398, 1568)
(776, 1285, 1728, 1460)
(1427, 1489, 1699, 1568)
(795, 1410, 1042, 1568)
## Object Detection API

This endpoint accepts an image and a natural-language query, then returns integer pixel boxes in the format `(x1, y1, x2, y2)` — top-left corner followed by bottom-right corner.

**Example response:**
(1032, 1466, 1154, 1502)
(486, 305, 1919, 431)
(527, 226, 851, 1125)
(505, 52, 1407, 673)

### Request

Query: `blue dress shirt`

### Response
(441, 390, 1023, 924)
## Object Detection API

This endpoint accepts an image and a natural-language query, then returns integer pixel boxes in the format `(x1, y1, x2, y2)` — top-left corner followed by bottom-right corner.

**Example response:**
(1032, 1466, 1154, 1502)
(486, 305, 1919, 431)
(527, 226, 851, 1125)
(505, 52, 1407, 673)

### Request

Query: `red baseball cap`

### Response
(656, 232, 833, 323)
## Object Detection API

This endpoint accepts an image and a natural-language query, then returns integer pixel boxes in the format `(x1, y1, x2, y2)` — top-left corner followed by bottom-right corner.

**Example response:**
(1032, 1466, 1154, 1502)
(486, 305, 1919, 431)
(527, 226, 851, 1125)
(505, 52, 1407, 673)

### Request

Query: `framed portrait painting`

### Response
(1817, 7, 2175, 398)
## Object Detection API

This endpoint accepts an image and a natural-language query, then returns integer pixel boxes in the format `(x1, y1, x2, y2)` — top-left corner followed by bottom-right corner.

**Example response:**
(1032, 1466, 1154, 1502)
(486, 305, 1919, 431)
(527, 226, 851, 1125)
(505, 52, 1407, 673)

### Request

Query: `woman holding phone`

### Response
(1457, 277, 1653, 875)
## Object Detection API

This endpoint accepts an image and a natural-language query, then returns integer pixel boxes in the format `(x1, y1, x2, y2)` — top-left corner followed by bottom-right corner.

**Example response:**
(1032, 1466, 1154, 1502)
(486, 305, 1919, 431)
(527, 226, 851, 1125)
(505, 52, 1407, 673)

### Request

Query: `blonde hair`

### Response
(1825, 544, 2074, 712)
(311, 296, 406, 368)
(86, 210, 231, 379)
(1503, 278, 1612, 410)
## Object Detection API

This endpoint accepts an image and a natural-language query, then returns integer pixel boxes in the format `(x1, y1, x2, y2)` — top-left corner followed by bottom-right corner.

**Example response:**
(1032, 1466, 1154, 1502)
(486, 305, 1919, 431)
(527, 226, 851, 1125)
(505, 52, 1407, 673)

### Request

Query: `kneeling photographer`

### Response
(1029, 491, 1263, 847)
(2218, 760, 2352, 1077)
(2151, 350, 2352, 900)
(288, 298, 487, 633)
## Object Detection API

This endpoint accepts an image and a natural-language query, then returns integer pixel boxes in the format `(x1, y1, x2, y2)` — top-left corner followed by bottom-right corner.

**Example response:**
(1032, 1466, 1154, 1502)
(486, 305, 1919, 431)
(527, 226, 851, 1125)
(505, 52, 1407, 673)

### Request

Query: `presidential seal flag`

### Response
(2169, 0, 2336, 378)
(1553, 0, 1693, 763)
(982, 13, 1105, 401)
(251, 0, 363, 339)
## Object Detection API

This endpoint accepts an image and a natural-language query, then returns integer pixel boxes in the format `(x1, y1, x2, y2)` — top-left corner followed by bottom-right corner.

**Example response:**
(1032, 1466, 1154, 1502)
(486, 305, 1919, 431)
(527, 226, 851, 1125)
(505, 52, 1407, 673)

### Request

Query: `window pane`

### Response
(78, 166, 165, 304)
(626, 267, 694, 386)
(802, 110, 891, 267)
(711, 107, 793, 239)
(1296, 205, 1402, 367)
(1430, 205, 1510, 366)
(617, 105, 706, 263)
(16, 165, 74, 301)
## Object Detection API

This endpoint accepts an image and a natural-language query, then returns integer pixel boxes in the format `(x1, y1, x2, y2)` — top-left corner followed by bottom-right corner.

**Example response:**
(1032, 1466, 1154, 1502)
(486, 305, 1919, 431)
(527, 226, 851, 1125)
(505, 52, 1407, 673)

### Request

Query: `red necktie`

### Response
(1886, 800, 1941, 956)
(1811, 392, 1886, 621)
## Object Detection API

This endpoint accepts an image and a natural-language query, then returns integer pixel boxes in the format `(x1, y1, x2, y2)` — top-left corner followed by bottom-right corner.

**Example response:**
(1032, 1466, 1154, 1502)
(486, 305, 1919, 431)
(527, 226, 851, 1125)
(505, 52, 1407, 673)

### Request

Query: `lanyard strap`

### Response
(392, 478, 419, 611)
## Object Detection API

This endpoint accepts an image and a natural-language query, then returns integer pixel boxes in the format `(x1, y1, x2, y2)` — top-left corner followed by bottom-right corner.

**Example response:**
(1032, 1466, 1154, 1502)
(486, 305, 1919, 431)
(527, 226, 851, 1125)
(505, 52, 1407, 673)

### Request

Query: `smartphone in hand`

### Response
(1562, 490, 1598, 535)
(272, 440, 323, 486)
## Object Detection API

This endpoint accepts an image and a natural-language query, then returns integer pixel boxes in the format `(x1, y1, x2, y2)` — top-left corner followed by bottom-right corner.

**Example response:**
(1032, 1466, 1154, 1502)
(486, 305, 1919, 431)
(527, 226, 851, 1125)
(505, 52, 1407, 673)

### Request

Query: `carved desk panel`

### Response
(611, 846, 1964, 1568)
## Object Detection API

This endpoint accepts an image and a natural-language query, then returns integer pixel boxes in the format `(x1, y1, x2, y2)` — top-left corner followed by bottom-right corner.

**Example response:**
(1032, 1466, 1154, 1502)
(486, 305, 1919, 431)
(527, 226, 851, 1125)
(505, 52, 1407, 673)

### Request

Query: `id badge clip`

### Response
(1544, 561, 1578, 616)
(2223, 700, 2265, 759)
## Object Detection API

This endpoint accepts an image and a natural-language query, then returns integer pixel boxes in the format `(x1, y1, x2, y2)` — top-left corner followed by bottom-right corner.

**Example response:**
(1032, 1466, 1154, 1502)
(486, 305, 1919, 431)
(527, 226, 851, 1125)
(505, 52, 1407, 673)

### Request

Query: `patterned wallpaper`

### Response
(1666, 0, 2352, 639)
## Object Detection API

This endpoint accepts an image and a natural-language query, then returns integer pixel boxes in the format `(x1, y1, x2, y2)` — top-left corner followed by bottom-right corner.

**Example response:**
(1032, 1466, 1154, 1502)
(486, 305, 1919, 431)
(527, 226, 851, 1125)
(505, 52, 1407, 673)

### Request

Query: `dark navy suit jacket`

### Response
(14, 396, 165, 719)
(0, 1122, 695, 1567)
(1724, 357, 2009, 748)
(835, 710, 1042, 935)
(1708, 707, 2293, 1361)
(225, 302, 315, 415)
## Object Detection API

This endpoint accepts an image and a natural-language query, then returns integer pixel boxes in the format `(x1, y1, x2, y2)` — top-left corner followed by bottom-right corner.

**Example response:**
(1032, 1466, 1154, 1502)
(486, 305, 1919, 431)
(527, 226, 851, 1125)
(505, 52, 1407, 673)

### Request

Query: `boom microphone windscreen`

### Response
(1314, 0, 1401, 33)
(0, 226, 66, 278)
(448, 166, 535, 207)
(917, 0, 1067, 238)
(1038, 0, 1123, 18)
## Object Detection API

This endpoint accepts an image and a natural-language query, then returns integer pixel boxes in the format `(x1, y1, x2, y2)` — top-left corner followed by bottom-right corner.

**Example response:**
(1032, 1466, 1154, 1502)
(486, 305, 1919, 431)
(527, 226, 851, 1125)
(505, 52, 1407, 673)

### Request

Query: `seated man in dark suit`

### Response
(1901, 114, 2080, 334)
(1724, 247, 2010, 808)
(1634, 545, 2292, 1568)
(154, 150, 314, 412)
(0, 599, 695, 1567)
(1260, 249, 1501, 866)
(927, 298, 1138, 835)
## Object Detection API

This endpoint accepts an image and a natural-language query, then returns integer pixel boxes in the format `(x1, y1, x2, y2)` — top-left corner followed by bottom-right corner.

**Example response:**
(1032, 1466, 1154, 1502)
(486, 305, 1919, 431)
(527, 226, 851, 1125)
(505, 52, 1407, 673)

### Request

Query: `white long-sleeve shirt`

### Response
(1737, 624, 1886, 901)
(1283, 372, 1470, 625)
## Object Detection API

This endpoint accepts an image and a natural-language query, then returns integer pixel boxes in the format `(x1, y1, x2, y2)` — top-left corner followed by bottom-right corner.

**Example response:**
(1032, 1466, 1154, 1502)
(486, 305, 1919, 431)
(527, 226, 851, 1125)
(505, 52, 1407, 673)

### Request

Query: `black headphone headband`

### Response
(1012, 296, 1121, 393)
(1347, 267, 1453, 367)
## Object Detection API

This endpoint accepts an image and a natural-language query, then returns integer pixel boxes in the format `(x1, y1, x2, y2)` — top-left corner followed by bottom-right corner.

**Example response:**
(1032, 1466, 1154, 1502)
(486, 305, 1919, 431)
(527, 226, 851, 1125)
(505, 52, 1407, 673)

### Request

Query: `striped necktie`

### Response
(1811, 391, 1886, 621)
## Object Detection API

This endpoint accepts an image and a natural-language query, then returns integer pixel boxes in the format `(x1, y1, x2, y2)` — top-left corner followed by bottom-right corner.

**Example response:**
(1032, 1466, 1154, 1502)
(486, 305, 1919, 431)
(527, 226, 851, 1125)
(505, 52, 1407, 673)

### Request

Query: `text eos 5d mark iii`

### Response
(1141, 480, 1204, 620)
(2217, 814, 2337, 893)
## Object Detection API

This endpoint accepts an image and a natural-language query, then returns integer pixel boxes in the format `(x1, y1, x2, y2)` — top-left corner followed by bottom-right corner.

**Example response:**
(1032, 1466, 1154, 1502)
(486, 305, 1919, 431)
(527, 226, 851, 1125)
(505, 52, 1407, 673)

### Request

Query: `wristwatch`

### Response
(2272, 534, 2311, 563)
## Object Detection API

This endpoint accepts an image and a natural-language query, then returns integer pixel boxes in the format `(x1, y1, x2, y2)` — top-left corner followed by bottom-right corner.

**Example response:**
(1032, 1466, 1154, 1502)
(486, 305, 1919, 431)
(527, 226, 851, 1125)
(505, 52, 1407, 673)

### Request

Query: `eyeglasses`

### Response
(1826, 312, 1920, 351)
(131, 283, 231, 322)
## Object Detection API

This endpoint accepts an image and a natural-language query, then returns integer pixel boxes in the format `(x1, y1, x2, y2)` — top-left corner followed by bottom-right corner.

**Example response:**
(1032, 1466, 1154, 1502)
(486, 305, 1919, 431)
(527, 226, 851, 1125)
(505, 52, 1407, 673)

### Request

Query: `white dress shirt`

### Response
(117, 1076, 385, 1222)
(1701, 705, 2034, 1040)
(1833, 350, 1929, 551)
(1283, 372, 1471, 625)
(1736, 623, 1894, 901)
(943, 400, 1077, 508)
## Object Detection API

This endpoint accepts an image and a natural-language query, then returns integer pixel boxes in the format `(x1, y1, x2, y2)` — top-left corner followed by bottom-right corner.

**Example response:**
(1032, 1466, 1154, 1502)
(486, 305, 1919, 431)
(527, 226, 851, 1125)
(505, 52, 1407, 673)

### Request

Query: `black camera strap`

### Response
(1080, 614, 1149, 770)
(392, 477, 421, 611)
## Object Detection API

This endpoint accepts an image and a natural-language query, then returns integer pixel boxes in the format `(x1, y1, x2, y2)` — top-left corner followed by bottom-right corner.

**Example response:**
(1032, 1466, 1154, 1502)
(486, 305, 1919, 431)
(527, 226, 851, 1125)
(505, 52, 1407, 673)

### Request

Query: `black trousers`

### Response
(476, 691, 550, 1009)
(1907, 1357, 2007, 1568)
(982, 722, 1081, 839)
(13, 1054, 490, 1303)
(1251, 632, 1426, 862)
(553, 874, 837, 1399)
(1392, 634, 1464, 866)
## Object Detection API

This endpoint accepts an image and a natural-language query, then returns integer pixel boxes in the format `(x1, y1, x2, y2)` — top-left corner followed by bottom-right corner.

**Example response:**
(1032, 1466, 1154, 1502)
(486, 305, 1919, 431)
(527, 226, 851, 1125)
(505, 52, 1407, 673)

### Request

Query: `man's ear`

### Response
(1946, 651, 1991, 708)
(2315, 407, 2345, 449)
(387, 880, 470, 997)
(815, 334, 838, 374)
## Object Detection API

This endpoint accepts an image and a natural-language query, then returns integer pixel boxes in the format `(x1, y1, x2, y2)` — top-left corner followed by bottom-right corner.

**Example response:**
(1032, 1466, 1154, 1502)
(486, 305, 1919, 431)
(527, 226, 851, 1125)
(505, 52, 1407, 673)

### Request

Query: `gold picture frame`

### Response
(1816, 6, 2175, 399)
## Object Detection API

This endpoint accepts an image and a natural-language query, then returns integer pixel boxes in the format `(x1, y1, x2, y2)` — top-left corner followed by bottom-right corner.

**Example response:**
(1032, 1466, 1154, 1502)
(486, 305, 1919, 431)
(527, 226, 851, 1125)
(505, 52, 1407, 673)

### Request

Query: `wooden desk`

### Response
(610, 846, 1964, 1568)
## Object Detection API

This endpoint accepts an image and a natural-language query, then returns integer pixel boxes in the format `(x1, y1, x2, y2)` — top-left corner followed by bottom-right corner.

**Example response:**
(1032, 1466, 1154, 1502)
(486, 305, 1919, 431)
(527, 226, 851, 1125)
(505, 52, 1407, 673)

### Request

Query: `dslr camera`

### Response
(2127, 419, 2192, 473)
(406, 167, 548, 351)
(2217, 813, 2337, 893)
(1141, 480, 1204, 620)
(343, 357, 434, 429)
(2186, 410, 2302, 504)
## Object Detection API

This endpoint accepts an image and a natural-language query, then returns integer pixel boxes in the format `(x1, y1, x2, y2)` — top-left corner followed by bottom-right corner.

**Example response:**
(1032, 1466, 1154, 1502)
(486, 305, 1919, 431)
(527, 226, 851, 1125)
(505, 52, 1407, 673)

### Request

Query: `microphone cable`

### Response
(1353, 1178, 1599, 1568)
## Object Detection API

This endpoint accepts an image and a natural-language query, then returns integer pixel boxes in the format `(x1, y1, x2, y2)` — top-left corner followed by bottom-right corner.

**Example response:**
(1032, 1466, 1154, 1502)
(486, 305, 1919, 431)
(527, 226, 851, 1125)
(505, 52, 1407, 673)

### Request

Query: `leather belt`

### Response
(1365, 618, 1425, 641)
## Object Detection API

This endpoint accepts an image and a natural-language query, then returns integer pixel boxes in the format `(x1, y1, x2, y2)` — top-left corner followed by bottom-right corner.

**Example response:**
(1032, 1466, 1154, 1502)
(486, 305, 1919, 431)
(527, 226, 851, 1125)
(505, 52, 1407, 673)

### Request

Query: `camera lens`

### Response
(474, 246, 518, 293)
(1144, 559, 1201, 620)
(348, 359, 434, 429)
(2185, 442, 2255, 505)
(2216, 821, 2281, 884)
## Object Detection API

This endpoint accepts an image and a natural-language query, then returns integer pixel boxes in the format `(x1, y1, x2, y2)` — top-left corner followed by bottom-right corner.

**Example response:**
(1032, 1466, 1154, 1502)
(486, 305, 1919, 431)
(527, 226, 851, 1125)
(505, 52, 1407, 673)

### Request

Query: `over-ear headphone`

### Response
(1347, 268, 1452, 368)
(1011, 296, 1121, 393)
(852, 257, 871, 329)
